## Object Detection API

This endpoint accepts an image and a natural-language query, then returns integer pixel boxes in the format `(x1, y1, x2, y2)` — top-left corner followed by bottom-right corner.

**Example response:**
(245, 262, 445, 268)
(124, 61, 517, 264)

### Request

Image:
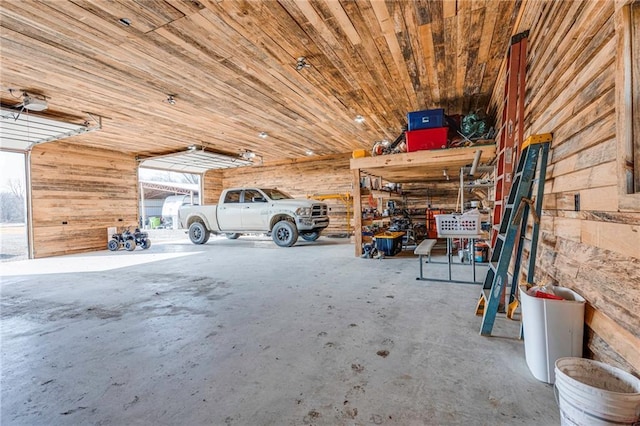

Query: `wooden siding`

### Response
(30, 142, 138, 258)
(216, 154, 353, 235)
(496, 0, 640, 375)
(203, 169, 223, 205)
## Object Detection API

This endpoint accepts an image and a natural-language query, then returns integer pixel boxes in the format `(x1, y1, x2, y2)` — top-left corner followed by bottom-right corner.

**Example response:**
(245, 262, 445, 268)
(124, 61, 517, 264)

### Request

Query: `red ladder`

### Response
(490, 31, 529, 251)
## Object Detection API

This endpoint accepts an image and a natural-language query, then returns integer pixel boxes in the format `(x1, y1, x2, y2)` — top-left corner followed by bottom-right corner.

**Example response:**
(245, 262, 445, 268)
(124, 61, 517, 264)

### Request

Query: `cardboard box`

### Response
(407, 108, 445, 130)
(405, 127, 448, 152)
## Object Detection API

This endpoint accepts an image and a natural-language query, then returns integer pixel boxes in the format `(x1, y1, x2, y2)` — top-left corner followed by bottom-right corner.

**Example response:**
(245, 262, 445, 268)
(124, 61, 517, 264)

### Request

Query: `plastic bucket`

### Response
(555, 357, 640, 425)
(520, 286, 585, 383)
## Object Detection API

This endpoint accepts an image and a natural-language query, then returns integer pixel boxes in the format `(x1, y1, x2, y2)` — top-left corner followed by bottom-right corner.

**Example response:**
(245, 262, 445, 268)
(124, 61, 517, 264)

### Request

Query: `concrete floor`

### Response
(0, 235, 560, 425)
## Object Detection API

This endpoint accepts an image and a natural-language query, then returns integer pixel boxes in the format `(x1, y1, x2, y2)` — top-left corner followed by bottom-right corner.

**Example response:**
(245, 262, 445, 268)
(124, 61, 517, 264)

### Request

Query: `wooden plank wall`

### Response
(208, 154, 353, 235)
(211, 157, 484, 238)
(497, 0, 640, 376)
(402, 182, 462, 213)
(30, 142, 138, 258)
(203, 169, 223, 205)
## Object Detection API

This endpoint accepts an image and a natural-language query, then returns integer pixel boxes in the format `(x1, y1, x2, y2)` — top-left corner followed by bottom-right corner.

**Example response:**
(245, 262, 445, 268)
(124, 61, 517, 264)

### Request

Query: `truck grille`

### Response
(312, 204, 328, 216)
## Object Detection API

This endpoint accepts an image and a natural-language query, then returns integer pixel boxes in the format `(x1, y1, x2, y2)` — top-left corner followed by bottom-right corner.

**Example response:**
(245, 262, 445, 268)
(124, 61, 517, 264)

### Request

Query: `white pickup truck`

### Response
(178, 188, 330, 247)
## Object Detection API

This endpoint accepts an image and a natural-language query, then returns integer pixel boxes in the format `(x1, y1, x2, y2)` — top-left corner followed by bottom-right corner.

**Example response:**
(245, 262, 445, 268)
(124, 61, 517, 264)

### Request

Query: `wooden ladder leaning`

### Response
(476, 133, 552, 336)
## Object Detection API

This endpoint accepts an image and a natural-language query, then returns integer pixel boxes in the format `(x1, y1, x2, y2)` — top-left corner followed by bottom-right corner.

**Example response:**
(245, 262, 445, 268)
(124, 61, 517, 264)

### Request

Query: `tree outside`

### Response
(0, 151, 27, 262)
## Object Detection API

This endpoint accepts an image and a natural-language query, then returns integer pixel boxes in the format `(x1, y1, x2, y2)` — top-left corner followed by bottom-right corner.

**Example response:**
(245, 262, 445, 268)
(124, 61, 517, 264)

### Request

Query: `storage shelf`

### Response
(361, 189, 404, 200)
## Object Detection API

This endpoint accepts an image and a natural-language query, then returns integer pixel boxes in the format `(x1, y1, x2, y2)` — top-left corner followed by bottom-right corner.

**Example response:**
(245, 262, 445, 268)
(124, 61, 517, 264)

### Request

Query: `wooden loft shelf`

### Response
(350, 144, 496, 184)
(361, 189, 404, 200)
(351, 143, 496, 257)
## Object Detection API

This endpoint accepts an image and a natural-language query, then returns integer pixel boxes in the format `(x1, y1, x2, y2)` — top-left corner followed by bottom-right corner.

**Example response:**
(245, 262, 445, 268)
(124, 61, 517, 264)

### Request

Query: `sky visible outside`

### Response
(0, 151, 25, 192)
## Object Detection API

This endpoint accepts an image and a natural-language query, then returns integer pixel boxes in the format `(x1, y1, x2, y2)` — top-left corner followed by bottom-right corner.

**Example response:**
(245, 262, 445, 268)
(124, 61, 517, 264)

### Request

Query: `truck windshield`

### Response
(261, 189, 292, 200)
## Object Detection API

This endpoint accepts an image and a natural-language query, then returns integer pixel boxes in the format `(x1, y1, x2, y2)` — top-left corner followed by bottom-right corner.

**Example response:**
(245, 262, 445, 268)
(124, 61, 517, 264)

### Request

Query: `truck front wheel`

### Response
(189, 221, 210, 245)
(272, 220, 298, 247)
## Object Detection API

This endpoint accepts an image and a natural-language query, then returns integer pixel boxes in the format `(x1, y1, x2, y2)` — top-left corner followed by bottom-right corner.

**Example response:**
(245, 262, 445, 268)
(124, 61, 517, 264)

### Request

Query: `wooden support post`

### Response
(352, 168, 363, 256)
(140, 182, 147, 229)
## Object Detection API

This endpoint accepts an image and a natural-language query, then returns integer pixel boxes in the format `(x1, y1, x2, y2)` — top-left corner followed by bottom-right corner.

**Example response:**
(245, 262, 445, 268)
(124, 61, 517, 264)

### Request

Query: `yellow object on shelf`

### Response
(352, 149, 368, 158)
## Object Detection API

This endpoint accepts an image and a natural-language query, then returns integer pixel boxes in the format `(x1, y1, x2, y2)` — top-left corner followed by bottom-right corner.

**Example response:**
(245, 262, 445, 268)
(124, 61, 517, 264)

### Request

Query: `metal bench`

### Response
(414, 239, 437, 280)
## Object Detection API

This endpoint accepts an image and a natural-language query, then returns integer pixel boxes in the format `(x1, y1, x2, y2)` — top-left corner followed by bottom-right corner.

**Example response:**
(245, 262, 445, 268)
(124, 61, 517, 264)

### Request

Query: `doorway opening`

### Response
(138, 167, 200, 231)
(0, 151, 28, 262)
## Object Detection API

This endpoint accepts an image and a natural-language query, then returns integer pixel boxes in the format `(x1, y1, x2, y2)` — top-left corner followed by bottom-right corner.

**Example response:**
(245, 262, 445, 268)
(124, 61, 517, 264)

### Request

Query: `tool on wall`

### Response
(476, 133, 552, 336)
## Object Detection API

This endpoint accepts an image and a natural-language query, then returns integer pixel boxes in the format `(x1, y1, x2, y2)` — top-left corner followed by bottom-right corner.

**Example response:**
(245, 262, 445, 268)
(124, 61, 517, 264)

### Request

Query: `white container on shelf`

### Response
(520, 286, 585, 384)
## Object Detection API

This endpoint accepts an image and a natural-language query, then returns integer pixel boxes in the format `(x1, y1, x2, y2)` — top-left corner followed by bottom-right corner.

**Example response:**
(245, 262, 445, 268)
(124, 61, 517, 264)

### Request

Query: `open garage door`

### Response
(0, 107, 99, 151)
(138, 148, 253, 174)
(137, 149, 254, 231)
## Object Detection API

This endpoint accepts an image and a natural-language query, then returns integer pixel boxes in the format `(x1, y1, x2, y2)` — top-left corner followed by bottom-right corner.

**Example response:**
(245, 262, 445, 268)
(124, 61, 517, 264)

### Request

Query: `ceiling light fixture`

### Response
(166, 95, 176, 105)
(240, 150, 256, 160)
(119, 18, 132, 26)
(305, 150, 314, 156)
(296, 56, 311, 71)
(354, 115, 365, 123)
(258, 131, 268, 139)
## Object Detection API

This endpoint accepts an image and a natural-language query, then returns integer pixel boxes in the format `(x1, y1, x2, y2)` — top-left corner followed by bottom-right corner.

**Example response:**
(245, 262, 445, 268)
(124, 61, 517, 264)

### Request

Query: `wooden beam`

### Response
(352, 168, 363, 256)
(350, 144, 495, 170)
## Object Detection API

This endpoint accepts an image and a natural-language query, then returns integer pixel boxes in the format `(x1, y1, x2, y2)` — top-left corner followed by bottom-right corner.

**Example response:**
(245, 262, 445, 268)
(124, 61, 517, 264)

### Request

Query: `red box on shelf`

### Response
(405, 127, 448, 152)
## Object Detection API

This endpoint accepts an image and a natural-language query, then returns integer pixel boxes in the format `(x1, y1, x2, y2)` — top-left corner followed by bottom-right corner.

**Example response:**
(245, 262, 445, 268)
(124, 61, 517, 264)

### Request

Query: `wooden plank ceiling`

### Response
(0, 0, 520, 162)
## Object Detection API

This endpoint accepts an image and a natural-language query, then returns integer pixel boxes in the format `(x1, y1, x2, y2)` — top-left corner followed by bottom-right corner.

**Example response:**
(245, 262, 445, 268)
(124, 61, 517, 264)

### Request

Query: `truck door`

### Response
(217, 190, 243, 230)
(240, 189, 268, 230)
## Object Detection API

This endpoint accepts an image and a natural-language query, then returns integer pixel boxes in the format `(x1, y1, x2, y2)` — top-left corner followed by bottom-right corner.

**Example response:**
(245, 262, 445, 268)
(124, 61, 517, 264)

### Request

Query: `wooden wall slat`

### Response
(31, 142, 138, 258)
(497, 0, 640, 374)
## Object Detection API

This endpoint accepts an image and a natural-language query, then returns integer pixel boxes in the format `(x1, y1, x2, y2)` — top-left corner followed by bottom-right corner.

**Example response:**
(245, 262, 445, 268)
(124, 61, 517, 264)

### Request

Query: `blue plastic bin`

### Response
(407, 108, 445, 131)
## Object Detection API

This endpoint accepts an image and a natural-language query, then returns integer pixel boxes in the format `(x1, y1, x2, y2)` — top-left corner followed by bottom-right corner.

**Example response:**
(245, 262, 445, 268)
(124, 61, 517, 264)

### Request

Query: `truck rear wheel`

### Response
(225, 233, 240, 240)
(272, 220, 298, 247)
(189, 221, 210, 245)
(300, 231, 320, 242)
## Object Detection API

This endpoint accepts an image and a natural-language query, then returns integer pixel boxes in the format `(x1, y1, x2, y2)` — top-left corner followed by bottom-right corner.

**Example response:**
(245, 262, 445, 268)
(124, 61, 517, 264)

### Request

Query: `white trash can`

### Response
(520, 286, 585, 384)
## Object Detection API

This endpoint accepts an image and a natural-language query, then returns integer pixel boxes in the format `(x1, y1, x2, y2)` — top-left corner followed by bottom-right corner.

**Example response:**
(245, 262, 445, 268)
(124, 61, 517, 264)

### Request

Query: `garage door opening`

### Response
(0, 151, 28, 262)
(138, 168, 200, 231)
